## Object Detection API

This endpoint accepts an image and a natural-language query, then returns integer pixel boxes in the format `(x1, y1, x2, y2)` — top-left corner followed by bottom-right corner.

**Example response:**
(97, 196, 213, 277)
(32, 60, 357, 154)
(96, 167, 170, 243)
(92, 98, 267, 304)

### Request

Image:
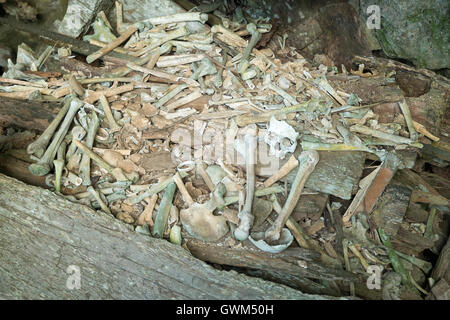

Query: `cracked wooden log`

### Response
(0, 173, 345, 299)
(370, 183, 412, 237)
(184, 235, 360, 286)
(0, 153, 47, 188)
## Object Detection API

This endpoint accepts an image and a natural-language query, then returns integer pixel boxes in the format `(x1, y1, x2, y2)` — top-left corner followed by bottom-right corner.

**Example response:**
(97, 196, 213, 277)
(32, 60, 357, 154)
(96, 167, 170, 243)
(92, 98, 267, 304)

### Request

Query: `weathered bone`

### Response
(68, 74, 85, 97)
(65, 126, 86, 160)
(264, 116, 298, 159)
(79, 111, 100, 186)
(263, 155, 298, 187)
(191, 58, 217, 80)
(153, 182, 177, 238)
(73, 139, 114, 174)
(154, 58, 216, 109)
(350, 124, 422, 147)
(128, 172, 188, 204)
(197, 162, 215, 192)
(264, 150, 319, 242)
(133, 27, 189, 57)
(211, 25, 247, 48)
(99, 94, 121, 132)
(172, 172, 194, 206)
(132, 12, 208, 30)
(86, 25, 138, 64)
(87, 186, 111, 214)
(264, 75, 297, 106)
(27, 98, 71, 158)
(29, 98, 84, 176)
(156, 54, 205, 68)
(239, 23, 261, 74)
(53, 141, 66, 193)
(234, 133, 257, 241)
(180, 183, 229, 242)
(145, 42, 173, 70)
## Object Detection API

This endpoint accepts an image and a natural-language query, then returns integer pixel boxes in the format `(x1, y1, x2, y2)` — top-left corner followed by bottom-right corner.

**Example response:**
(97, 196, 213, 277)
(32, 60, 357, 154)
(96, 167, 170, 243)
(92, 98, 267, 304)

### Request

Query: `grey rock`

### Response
(0, 44, 12, 71)
(359, 0, 450, 70)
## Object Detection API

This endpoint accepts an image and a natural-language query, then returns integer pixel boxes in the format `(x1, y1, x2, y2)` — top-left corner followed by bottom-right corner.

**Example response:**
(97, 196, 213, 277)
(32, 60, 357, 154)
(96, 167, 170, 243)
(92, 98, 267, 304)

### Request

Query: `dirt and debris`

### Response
(0, 0, 449, 300)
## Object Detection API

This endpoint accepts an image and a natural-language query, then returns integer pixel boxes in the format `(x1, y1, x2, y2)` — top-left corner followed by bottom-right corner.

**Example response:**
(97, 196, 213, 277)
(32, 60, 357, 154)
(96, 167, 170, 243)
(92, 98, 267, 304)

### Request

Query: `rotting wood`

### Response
(391, 224, 435, 257)
(184, 235, 359, 283)
(0, 173, 345, 300)
(352, 55, 450, 90)
(0, 154, 47, 188)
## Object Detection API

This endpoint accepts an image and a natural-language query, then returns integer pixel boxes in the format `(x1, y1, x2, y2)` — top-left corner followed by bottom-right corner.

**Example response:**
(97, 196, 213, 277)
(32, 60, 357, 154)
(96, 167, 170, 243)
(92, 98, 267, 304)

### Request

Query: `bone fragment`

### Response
(264, 150, 319, 241)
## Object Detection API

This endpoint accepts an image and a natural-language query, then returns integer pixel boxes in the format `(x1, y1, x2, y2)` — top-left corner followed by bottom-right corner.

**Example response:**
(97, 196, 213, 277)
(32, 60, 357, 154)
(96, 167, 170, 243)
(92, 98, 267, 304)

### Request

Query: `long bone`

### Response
(99, 94, 121, 132)
(53, 141, 66, 193)
(27, 98, 71, 158)
(104, 42, 172, 78)
(133, 27, 189, 57)
(87, 186, 111, 214)
(239, 23, 261, 74)
(264, 150, 319, 242)
(65, 126, 86, 160)
(234, 132, 257, 241)
(119, 12, 208, 36)
(29, 98, 84, 176)
(79, 111, 100, 186)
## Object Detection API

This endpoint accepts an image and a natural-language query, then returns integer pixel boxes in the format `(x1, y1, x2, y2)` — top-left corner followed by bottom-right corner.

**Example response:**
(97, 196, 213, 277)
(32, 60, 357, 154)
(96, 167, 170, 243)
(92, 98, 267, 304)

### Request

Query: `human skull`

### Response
(264, 117, 298, 159)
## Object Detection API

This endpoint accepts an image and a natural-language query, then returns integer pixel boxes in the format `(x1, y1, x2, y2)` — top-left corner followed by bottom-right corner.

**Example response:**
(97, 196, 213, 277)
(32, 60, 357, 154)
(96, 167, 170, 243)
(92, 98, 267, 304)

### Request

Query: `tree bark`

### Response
(0, 173, 345, 300)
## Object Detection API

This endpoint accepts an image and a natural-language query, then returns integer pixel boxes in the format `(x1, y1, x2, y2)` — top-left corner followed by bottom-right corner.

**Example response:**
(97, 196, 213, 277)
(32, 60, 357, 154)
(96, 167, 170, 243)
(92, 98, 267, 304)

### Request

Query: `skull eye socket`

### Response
(281, 137, 294, 148)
